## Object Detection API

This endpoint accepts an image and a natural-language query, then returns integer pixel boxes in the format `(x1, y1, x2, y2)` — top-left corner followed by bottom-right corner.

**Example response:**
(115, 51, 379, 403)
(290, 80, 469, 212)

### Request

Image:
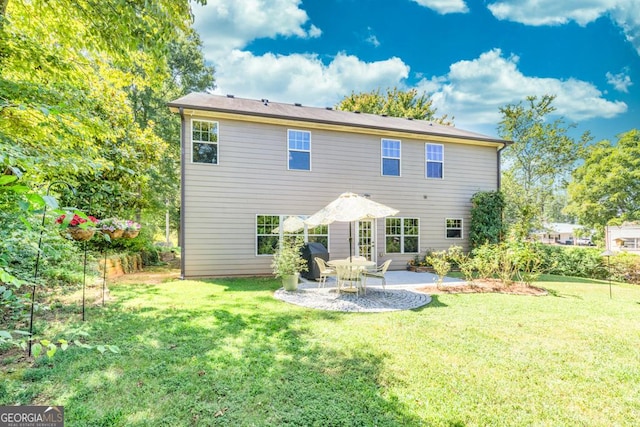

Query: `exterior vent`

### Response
(226, 94, 235, 98)
(407, 117, 413, 120)
(381, 114, 388, 117)
(325, 107, 333, 110)
(294, 103, 302, 107)
(261, 98, 269, 105)
(354, 110, 360, 114)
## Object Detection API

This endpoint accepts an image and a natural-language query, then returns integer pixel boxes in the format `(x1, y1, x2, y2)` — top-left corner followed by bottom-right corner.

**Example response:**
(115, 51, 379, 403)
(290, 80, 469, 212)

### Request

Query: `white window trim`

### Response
(386, 217, 420, 254)
(445, 218, 463, 239)
(255, 214, 330, 256)
(425, 143, 444, 179)
(256, 214, 280, 256)
(287, 129, 312, 171)
(191, 119, 219, 165)
(381, 138, 401, 177)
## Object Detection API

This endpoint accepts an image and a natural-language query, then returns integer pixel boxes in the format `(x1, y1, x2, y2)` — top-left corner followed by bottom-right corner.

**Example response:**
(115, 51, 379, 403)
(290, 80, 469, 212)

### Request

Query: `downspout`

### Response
(179, 107, 186, 280)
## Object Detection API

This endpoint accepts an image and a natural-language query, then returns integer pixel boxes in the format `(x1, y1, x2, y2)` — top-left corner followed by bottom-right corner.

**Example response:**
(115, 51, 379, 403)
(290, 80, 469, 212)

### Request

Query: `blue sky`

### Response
(192, 0, 639, 142)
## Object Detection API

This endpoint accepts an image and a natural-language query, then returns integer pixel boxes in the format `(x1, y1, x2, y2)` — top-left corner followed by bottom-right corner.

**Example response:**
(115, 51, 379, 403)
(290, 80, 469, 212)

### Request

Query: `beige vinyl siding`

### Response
(182, 116, 498, 277)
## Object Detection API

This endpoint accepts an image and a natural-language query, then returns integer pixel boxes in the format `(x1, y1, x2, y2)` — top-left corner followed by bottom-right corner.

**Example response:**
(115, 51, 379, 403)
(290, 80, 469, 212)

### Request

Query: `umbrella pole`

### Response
(349, 222, 353, 260)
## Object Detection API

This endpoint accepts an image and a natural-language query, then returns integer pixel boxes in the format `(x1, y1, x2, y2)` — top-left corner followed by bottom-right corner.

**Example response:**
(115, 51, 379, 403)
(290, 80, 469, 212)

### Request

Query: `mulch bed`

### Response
(416, 280, 548, 296)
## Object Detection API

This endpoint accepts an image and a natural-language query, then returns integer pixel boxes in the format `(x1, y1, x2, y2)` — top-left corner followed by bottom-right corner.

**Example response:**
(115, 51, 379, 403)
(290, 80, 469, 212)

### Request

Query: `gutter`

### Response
(179, 107, 186, 280)
(167, 102, 508, 147)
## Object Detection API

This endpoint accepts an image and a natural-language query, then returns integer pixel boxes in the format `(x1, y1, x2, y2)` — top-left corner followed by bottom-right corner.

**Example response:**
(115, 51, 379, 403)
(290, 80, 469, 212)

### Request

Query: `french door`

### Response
(356, 220, 376, 262)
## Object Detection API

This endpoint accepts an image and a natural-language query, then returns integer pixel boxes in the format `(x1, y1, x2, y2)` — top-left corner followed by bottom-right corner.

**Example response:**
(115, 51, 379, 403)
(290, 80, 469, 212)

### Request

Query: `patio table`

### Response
(328, 259, 375, 294)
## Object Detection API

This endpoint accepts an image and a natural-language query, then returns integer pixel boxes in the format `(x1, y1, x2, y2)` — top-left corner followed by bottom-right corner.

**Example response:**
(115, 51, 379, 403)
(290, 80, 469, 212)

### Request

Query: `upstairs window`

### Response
(192, 120, 218, 164)
(288, 130, 311, 170)
(426, 143, 444, 179)
(446, 218, 463, 239)
(381, 139, 401, 176)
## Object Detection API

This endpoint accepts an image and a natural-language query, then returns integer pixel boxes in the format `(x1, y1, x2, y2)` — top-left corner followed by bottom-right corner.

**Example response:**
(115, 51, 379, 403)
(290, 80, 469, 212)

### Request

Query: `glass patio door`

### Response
(357, 220, 375, 262)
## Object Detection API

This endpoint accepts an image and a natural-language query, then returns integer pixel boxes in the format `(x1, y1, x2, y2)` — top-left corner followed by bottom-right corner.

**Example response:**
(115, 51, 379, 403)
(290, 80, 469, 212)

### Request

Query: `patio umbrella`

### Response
(272, 215, 305, 234)
(304, 192, 399, 259)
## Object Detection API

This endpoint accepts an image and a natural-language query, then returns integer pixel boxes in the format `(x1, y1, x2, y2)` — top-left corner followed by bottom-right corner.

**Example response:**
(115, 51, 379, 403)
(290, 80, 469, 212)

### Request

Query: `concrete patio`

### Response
(274, 270, 467, 313)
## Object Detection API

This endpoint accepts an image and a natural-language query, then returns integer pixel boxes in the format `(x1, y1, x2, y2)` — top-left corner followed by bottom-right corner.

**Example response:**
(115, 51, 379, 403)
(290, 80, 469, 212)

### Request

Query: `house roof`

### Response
(542, 223, 587, 234)
(168, 93, 511, 147)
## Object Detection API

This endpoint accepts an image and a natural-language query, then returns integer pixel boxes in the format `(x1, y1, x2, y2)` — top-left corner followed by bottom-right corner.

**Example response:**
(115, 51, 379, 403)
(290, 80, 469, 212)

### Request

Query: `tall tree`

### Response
(498, 95, 590, 238)
(0, 0, 212, 281)
(1, 0, 212, 219)
(336, 87, 453, 125)
(565, 129, 640, 229)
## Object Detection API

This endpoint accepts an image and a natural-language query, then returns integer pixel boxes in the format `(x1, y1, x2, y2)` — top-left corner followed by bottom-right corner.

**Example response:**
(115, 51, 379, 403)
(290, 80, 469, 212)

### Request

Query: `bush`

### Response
(610, 252, 640, 284)
(470, 241, 545, 286)
(535, 244, 606, 279)
(425, 250, 451, 288)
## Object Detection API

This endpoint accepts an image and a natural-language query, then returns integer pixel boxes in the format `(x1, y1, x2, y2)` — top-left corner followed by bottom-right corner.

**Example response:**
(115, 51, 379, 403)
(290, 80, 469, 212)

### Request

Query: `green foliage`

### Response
(530, 244, 607, 280)
(610, 252, 640, 284)
(1, 0, 215, 284)
(565, 129, 640, 229)
(271, 237, 308, 278)
(424, 250, 451, 288)
(336, 87, 453, 125)
(498, 95, 590, 238)
(470, 190, 506, 249)
(470, 241, 545, 285)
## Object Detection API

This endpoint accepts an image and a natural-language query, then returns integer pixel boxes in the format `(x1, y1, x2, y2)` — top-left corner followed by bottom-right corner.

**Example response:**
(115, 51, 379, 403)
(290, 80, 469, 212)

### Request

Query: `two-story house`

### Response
(168, 93, 509, 278)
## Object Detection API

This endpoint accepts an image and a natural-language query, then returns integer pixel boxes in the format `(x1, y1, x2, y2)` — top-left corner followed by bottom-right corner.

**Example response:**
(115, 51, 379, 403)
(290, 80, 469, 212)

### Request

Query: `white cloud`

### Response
(193, 0, 320, 58)
(411, 0, 469, 14)
(487, 0, 640, 55)
(417, 49, 627, 127)
(190, 1, 627, 134)
(366, 27, 381, 47)
(606, 70, 633, 92)
(211, 50, 410, 107)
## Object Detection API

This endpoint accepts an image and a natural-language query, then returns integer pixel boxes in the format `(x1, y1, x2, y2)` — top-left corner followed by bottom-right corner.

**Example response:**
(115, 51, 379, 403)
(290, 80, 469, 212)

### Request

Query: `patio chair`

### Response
(314, 257, 336, 288)
(361, 260, 392, 293)
(335, 264, 364, 295)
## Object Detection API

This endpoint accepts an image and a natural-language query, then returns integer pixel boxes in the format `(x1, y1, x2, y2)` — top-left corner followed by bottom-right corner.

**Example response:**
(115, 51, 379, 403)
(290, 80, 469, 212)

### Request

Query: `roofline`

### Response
(168, 101, 512, 147)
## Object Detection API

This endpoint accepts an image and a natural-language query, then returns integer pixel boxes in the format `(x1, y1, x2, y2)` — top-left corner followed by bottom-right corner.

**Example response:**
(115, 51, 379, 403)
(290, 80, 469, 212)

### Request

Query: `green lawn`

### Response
(2, 274, 640, 426)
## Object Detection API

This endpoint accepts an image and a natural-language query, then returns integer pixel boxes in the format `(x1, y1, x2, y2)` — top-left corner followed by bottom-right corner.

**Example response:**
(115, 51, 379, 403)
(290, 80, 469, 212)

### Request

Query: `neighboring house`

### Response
(534, 223, 592, 245)
(605, 223, 640, 253)
(168, 93, 510, 278)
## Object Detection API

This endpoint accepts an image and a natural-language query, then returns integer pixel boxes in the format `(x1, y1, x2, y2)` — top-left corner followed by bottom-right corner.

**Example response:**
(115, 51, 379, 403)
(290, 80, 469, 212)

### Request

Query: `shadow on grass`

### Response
(412, 295, 448, 311)
(14, 279, 427, 426)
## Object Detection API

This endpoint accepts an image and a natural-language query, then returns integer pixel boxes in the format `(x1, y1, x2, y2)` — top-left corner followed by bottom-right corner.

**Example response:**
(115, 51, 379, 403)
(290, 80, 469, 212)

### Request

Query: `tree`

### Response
(1, 0, 213, 227)
(565, 129, 640, 229)
(336, 87, 453, 125)
(498, 95, 590, 238)
(0, 0, 212, 281)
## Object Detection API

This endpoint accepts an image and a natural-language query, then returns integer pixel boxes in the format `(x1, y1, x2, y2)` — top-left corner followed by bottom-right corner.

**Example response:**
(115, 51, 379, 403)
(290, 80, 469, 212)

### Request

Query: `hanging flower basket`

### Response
(66, 227, 95, 241)
(98, 218, 125, 240)
(122, 220, 141, 239)
(122, 230, 139, 239)
(103, 229, 124, 239)
(56, 213, 99, 241)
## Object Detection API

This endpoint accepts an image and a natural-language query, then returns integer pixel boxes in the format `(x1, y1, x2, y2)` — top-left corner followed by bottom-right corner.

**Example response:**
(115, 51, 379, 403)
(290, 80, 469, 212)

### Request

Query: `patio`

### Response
(274, 270, 466, 312)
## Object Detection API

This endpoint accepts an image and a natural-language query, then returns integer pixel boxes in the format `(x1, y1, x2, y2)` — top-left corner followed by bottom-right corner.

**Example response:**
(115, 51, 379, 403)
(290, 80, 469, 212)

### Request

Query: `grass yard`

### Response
(2, 271, 640, 426)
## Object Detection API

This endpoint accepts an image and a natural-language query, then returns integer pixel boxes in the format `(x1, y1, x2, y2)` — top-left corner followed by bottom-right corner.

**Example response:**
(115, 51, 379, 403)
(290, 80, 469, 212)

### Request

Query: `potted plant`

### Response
(98, 218, 125, 240)
(122, 220, 141, 239)
(56, 212, 99, 241)
(271, 237, 308, 291)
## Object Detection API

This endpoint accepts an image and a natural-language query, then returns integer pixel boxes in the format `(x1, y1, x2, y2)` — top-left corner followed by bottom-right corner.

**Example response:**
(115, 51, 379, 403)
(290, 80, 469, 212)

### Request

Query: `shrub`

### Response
(610, 252, 640, 284)
(425, 250, 451, 288)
